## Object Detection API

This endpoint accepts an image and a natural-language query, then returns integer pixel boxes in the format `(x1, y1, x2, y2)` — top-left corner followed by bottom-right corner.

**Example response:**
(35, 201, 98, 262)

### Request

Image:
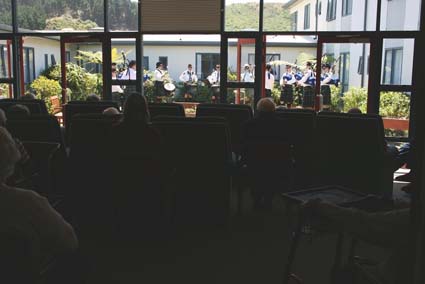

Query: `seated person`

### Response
(304, 198, 411, 284)
(109, 93, 163, 159)
(347, 107, 362, 114)
(20, 93, 37, 100)
(242, 98, 291, 210)
(0, 109, 31, 183)
(6, 104, 30, 120)
(102, 107, 120, 116)
(86, 94, 101, 102)
(0, 127, 78, 265)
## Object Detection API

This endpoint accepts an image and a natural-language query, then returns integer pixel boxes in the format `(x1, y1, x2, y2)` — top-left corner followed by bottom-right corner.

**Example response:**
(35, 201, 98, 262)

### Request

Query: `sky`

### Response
(226, 0, 290, 3)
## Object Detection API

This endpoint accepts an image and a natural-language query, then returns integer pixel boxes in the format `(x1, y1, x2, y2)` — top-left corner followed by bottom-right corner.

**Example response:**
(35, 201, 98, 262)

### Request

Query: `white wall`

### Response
(23, 37, 60, 78)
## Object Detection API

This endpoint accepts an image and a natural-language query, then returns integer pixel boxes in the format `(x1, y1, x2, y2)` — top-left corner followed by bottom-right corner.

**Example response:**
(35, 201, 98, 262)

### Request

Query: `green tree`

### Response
(45, 15, 98, 30)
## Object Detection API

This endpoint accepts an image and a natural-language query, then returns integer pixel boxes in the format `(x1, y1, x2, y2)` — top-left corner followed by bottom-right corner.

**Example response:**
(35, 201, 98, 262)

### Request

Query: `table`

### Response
(173, 101, 200, 117)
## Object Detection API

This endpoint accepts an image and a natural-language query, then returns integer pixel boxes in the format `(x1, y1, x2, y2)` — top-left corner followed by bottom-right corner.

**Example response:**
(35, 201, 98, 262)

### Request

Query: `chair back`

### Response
(196, 103, 253, 154)
(148, 103, 185, 119)
(0, 100, 42, 115)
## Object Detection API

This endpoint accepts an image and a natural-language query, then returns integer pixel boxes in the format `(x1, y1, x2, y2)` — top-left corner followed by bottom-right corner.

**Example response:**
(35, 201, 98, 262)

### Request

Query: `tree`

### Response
(45, 15, 98, 31)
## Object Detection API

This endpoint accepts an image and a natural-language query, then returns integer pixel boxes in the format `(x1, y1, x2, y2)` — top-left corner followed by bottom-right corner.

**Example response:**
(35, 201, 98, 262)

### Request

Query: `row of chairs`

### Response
(5, 100, 392, 197)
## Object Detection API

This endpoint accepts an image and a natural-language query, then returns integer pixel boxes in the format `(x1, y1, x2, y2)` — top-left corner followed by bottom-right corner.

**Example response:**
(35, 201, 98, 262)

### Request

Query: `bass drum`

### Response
(164, 82, 176, 97)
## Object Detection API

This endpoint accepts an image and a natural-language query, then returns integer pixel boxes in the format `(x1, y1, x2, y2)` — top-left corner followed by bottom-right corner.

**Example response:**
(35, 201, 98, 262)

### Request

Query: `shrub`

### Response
(30, 76, 62, 113)
(342, 87, 368, 113)
(41, 63, 102, 101)
(379, 92, 410, 119)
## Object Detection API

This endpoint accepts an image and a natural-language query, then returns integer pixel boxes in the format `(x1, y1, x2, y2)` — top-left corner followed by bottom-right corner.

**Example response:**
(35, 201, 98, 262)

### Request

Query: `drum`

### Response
(321, 85, 331, 105)
(302, 85, 315, 108)
(154, 81, 165, 97)
(280, 84, 294, 104)
(163, 82, 176, 97)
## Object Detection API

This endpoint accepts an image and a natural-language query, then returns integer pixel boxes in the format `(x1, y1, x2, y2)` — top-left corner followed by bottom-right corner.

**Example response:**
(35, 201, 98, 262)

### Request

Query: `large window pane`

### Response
(109, 0, 138, 31)
(225, 0, 259, 31)
(283, 0, 377, 32)
(227, 38, 256, 83)
(0, 0, 12, 31)
(65, 41, 103, 100)
(0, 84, 13, 99)
(381, 39, 414, 85)
(380, 92, 411, 138)
(142, 34, 220, 103)
(321, 42, 370, 113)
(17, 0, 104, 31)
(0, 40, 12, 79)
(266, 35, 317, 108)
(111, 38, 136, 104)
(380, 0, 421, 31)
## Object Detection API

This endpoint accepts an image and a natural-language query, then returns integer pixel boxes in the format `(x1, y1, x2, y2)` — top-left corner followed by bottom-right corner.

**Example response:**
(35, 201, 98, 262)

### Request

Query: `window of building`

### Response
(383, 48, 403, 85)
(290, 11, 298, 31)
(327, 0, 337, 21)
(339, 52, 350, 93)
(196, 53, 220, 80)
(318, 1, 322, 15)
(357, 56, 364, 75)
(342, 0, 352, 16)
(159, 56, 168, 70)
(304, 4, 311, 30)
(65, 51, 71, 63)
(44, 54, 49, 70)
(143, 56, 149, 70)
(23, 47, 35, 85)
(51, 54, 56, 65)
(0, 45, 7, 78)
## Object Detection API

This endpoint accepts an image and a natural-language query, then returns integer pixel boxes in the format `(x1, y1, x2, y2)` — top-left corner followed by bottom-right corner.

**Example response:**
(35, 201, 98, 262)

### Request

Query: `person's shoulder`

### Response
(0, 186, 45, 206)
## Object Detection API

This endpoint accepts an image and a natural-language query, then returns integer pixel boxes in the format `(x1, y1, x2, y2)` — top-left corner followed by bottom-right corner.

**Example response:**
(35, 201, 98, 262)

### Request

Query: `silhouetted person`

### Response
(102, 107, 120, 116)
(86, 94, 100, 102)
(347, 107, 362, 114)
(0, 127, 78, 264)
(242, 98, 291, 210)
(6, 104, 30, 120)
(20, 93, 37, 100)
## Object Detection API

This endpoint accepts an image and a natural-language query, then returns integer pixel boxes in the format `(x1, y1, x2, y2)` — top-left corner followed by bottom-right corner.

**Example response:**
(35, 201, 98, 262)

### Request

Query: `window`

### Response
(304, 4, 311, 30)
(339, 52, 350, 93)
(196, 53, 220, 80)
(143, 56, 149, 70)
(318, 1, 322, 15)
(383, 48, 403, 85)
(357, 56, 364, 75)
(0, 45, 7, 78)
(51, 55, 56, 65)
(44, 54, 49, 70)
(23, 47, 35, 85)
(327, 0, 337, 21)
(159, 56, 168, 70)
(342, 0, 352, 16)
(290, 11, 298, 31)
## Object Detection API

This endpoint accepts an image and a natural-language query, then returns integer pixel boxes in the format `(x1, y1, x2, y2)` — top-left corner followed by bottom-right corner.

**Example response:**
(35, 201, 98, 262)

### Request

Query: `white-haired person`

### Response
(0, 127, 78, 265)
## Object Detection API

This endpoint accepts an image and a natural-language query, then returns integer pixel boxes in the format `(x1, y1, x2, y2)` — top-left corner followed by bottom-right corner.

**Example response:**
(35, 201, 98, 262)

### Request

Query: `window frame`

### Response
(338, 51, 350, 93)
(22, 47, 35, 85)
(290, 11, 298, 31)
(0, 44, 7, 78)
(195, 52, 220, 80)
(304, 4, 311, 30)
(342, 0, 352, 17)
(326, 0, 337, 22)
(158, 56, 168, 70)
(383, 47, 403, 85)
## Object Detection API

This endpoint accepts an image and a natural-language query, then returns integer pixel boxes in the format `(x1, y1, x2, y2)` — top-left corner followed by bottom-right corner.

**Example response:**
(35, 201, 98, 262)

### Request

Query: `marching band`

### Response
(113, 58, 340, 107)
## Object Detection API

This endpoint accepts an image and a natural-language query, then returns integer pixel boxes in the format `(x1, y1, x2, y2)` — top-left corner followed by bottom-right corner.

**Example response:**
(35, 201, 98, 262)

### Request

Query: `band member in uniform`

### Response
(207, 65, 221, 102)
(242, 64, 254, 103)
(297, 61, 315, 108)
(279, 64, 296, 107)
(118, 60, 137, 99)
(179, 64, 198, 100)
(111, 62, 124, 107)
(320, 63, 333, 108)
(154, 62, 165, 99)
(265, 64, 275, 98)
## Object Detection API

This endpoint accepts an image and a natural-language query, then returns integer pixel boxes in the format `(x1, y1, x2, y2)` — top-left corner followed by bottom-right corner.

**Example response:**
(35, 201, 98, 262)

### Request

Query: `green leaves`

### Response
(30, 76, 62, 113)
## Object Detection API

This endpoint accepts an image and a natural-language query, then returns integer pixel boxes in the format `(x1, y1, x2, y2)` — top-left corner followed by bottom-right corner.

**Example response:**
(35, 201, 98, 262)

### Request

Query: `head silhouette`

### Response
(123, 93, 150, 123)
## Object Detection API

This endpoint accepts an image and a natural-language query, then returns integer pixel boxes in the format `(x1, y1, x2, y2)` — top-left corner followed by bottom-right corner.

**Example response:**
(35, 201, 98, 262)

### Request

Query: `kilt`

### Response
(321, 85, 331, 105)
(280, 84, 294, 104)
(154, 81, 165, 97)
(302, 85, 315, 108)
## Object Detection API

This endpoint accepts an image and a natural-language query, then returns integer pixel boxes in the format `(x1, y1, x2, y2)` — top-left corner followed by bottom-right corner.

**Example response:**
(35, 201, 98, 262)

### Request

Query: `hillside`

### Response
(225, 3, 291, 31)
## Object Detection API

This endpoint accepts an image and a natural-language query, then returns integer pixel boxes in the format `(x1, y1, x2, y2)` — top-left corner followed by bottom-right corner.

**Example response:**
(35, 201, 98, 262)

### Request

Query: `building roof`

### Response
(283, 0, 300, 8)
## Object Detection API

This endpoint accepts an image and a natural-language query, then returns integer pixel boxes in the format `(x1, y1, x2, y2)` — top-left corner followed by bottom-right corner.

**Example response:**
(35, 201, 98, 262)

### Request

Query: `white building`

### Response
(285, 0, 419, 91)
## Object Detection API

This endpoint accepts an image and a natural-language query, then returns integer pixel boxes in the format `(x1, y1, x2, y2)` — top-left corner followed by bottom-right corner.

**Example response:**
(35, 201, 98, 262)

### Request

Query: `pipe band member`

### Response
(154, 62, 165, 98)
(320, 63, 333, 106)
(265, 64, 275, 98)
(298, 61, 315, 108)
(208, 65, 221, 102)
(179, 64, 198, 100)
(280, 64, 296, 106)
